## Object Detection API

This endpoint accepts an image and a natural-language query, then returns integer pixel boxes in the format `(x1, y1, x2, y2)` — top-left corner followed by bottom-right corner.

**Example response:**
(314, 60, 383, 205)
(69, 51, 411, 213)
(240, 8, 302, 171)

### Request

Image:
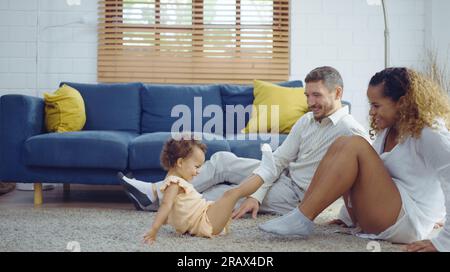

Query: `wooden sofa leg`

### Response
(63, 183, 70, 198)
(34, 183, 43, 206)
(63, 184, 70, 194)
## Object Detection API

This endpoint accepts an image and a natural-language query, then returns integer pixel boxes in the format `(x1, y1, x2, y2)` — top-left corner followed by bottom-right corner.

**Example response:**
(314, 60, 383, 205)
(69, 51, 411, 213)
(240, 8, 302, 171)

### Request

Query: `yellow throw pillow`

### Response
(242, 80, 308, 134)
(44, 84, 86, 133)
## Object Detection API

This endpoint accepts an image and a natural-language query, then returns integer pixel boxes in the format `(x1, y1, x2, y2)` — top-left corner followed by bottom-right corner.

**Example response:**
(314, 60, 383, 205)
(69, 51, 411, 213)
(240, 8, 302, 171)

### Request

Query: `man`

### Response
(119, 66, 369, 219)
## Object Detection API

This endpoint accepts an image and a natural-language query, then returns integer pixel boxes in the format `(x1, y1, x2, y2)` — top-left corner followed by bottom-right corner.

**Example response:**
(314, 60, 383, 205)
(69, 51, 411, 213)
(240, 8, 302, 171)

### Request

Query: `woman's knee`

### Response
(330, 135, 369, 151)
(329, 136, 352, 151)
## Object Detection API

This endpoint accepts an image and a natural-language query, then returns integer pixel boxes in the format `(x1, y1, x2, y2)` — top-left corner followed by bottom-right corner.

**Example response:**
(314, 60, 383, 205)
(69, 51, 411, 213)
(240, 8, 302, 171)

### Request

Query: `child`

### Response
(142, 135, 275, 244)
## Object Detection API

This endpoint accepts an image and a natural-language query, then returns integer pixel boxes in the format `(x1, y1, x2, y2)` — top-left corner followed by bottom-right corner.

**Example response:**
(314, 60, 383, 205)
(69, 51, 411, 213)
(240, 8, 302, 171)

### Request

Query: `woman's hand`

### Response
(143, 228, 158, 245)
(405, 240, 438, 252)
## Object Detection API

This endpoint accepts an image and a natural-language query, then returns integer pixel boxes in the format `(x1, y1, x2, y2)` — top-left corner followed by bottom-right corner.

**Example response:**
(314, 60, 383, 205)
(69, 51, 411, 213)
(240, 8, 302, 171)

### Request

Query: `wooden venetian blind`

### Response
(98, 0, 290, 84)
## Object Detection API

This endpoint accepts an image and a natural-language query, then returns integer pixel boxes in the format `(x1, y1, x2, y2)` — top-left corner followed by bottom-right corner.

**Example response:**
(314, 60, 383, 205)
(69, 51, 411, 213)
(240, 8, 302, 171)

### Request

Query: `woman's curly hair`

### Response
(369, 67, 450, 141)
(160, 134, 207, 171)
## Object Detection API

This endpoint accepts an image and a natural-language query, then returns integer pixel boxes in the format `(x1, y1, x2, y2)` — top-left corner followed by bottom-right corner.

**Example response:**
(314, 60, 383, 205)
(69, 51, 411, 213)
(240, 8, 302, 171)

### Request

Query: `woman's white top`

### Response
(373, 120, 450, 251)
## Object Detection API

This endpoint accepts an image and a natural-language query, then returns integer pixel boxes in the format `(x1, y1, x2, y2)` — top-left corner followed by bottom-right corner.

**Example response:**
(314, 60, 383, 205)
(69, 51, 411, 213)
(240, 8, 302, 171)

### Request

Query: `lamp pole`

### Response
(381, 0, 389, 68)
(367, 0, 390, 68)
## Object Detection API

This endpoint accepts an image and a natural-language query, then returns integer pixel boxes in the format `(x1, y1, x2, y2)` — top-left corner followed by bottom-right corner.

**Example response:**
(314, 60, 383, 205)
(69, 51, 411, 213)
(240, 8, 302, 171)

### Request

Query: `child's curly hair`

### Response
(160, 134, 207, 171)
(369, 67, 450, 141)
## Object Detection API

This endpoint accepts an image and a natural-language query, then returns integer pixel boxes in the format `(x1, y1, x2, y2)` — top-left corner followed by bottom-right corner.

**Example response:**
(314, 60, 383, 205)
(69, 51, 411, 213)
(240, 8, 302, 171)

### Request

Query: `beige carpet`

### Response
(0, 200, 405, 252)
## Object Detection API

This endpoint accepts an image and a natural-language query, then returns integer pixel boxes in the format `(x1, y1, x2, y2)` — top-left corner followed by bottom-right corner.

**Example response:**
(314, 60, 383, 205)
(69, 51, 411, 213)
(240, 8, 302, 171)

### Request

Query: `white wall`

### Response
(425, 0, 450, 73)
(1, 0, 448, 129)
(291, 0, 430, 128)
(0, 0, 97, 98)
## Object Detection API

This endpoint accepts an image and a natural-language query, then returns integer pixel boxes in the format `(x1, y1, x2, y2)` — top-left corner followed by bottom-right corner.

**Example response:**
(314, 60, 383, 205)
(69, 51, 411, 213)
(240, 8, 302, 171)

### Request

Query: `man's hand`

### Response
(405, 240, 438, 252)
(232, 197, 260, 219)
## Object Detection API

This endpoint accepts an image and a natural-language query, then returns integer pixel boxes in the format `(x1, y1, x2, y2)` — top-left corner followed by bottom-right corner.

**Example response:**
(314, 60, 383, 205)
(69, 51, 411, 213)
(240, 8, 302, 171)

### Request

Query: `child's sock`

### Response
(258, 207, 314, 237)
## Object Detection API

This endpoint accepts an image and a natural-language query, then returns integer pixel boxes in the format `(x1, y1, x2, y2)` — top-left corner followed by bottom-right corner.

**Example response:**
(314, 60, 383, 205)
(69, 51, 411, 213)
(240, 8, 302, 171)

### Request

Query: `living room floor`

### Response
(0, 184, 134, 210)
(0, 184, 412, 252)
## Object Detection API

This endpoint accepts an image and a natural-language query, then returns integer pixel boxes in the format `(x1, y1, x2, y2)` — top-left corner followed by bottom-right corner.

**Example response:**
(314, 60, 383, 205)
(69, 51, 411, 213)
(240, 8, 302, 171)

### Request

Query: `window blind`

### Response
(98, 0, 290, 84)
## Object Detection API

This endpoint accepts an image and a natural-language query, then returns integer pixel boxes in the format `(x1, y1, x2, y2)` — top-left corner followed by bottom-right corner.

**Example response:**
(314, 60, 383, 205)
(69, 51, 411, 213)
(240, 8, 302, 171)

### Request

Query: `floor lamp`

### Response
(367, 0, 390, 68)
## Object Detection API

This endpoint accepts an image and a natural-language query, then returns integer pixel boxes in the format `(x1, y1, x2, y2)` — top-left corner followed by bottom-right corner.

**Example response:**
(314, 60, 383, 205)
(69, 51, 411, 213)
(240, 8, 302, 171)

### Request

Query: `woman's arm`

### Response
(143, 184, 179, 244)
(431, 179, 450, 252)
(410, 126, 450, 252)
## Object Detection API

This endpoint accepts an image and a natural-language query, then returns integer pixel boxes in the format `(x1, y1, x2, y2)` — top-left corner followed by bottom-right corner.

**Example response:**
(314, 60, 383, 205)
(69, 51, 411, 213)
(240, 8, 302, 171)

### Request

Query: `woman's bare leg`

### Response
(299, 136, 402, 234)
(207, 175, 264, 235)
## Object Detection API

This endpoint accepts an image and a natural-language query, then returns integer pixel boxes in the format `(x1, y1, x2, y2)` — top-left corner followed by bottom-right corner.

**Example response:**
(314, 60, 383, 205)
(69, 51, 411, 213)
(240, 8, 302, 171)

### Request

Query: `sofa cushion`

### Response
(44, 84, 86, 133)
(242, 80, 308, 134)
(220, 80, 304, 135)
(24, 131, 138, 169)
(61, 82, 143, 133)
(129, 132, 230, 170)
(226, 133, 288, 159)
(141, 84, 223, 134)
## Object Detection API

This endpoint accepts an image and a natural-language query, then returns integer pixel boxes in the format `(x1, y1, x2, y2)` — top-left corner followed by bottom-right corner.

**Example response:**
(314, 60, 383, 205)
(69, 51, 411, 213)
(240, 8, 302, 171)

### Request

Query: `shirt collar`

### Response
(309, 106, 349, 126)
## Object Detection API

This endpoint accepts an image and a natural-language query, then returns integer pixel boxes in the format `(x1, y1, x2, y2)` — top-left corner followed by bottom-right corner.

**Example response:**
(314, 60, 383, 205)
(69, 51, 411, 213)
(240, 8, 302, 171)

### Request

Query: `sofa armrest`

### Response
(0, 95, 45, 178)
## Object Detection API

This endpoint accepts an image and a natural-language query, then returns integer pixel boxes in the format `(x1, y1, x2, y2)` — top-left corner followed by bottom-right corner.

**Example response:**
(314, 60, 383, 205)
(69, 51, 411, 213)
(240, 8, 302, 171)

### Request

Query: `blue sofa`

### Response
(0, 80, 306, 204)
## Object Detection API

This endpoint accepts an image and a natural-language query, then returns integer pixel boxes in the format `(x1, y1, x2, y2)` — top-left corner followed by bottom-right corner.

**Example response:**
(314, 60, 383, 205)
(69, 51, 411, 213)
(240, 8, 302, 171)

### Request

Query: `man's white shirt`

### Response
(252, 106, 369, 203)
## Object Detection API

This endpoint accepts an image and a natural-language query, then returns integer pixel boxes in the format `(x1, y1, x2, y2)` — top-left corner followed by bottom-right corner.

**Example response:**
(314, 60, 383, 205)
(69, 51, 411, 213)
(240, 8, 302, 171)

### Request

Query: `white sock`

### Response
(122, 176, 162, 203)
(259, 207, 314, 236)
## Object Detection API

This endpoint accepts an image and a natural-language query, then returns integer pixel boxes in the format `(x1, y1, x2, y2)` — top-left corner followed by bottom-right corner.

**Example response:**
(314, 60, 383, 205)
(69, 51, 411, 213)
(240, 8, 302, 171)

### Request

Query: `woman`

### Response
(258, 67, 450, 252)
